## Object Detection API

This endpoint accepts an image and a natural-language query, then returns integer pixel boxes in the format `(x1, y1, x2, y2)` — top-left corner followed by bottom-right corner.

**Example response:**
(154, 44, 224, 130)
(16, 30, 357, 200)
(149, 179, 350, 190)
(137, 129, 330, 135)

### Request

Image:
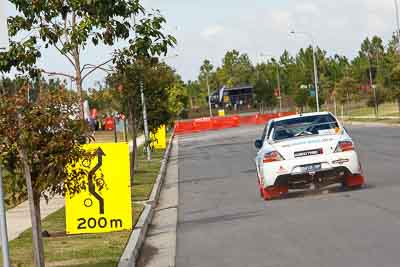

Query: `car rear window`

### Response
(271, 114, 339, 141)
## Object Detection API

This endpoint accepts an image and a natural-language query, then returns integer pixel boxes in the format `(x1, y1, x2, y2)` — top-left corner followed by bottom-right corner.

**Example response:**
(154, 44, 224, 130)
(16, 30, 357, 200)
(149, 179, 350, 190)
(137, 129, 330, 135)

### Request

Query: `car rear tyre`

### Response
(344, 174, 365, 190)
(261, 186, 288, 201)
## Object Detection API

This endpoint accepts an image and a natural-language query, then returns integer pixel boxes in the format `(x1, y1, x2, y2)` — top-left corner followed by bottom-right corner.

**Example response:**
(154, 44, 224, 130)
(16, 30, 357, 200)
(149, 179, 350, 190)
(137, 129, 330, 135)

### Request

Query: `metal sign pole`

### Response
(0, 165, 10, 267)
(0, 3, 11, 266)
(140, 81, 152, 161)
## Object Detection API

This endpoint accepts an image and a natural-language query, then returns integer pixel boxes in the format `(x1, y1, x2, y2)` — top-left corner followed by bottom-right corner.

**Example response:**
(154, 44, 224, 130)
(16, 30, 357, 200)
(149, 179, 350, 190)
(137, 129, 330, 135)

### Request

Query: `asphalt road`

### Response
(176, 125, 400, 267)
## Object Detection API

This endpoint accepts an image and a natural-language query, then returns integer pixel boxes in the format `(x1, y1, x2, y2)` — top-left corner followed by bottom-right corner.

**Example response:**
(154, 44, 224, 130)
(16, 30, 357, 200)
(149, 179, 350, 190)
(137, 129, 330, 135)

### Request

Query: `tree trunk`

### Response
(127, 96, 138, 213)
(19, 147, 45, 267)
(71, 12, 84, 120)
(189, 97, 194, 110)
(76, 73, 84, 120)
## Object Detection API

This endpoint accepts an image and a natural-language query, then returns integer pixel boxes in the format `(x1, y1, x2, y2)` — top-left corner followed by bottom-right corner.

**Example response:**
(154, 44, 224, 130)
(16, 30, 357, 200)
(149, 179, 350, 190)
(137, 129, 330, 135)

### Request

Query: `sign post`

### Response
(66, 143, 132, 234)
(0, 166, 10, 267)
(0, 3, 11, 267)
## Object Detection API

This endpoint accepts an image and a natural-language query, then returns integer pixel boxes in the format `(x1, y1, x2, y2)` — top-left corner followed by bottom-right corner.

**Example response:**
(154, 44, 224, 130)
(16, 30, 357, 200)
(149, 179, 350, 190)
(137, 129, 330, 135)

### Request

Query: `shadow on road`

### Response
(179, 210, 265, 228)
(269, 183, 375, 202)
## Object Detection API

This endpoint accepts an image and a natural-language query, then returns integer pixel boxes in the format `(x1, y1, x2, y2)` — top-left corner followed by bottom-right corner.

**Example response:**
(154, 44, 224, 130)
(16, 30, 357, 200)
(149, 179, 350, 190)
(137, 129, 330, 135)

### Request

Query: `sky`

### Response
(1, 0, 399, 88)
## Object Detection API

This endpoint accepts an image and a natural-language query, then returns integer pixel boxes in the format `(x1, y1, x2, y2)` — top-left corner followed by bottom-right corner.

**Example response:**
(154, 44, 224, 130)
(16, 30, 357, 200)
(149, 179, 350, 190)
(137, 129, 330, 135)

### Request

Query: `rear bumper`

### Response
(274, 167, 350, 189)
(260, 150, 362, 188)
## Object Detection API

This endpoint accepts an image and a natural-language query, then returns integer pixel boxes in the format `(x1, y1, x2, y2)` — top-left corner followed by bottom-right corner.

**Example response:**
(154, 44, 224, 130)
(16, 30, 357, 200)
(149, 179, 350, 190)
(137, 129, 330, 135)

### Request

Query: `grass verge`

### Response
(345, 118, 400, 125)
(6, 204, 143, 267)
(4, 134, 169, 266)
(132, 145, 167, 202)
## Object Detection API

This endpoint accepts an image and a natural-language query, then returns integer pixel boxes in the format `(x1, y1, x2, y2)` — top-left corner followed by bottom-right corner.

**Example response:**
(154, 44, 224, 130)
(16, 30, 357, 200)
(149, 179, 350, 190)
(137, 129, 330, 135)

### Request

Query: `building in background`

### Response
(209, 85, 253, 108)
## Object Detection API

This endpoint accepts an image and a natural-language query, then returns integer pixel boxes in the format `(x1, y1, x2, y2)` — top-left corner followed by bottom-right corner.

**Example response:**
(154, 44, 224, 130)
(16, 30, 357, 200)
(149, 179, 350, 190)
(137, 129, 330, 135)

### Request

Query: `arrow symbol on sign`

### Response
(88, 147, 106, 214)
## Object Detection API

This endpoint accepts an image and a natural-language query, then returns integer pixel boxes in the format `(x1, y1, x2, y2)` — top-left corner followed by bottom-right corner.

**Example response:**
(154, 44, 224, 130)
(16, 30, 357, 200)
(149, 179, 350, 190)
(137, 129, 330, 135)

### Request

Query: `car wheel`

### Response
(259, 187, 264, 198)
(348, 184, 363, 190)
(261, 186, 288, 201)
(261, 188, 273, 201)
(344, 175, 365, 189)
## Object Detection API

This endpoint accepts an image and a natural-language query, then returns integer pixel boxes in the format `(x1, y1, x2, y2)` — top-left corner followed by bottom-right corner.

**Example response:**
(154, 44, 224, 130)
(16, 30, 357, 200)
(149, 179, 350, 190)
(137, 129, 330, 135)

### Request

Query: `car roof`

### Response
(271, 112, 334, 123)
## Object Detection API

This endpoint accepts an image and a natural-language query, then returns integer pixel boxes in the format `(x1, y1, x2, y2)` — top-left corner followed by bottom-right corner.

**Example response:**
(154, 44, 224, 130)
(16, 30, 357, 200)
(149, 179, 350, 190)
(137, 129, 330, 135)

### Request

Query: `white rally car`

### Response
(255, 112, 365, 200)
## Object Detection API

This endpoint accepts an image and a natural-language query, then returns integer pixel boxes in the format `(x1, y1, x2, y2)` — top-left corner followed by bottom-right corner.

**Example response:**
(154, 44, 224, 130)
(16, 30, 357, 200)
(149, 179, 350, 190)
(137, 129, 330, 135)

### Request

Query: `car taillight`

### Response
(263, 151, 284, 163)
(335, 141, 354, 152)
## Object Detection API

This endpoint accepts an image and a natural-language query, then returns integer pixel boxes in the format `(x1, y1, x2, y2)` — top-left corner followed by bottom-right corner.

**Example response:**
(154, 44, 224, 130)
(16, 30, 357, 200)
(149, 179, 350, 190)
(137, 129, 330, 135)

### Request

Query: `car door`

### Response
(255, 121, 272, 179)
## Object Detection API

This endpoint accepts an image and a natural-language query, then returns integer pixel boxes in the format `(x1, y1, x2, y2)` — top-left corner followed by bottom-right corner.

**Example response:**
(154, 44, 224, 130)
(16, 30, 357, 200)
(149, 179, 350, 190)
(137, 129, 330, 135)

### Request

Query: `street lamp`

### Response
(290, 30, 320, 112)
(206, 72, 213, 118)
(394, 0, 400, 51)
(260, 53, 282, 112)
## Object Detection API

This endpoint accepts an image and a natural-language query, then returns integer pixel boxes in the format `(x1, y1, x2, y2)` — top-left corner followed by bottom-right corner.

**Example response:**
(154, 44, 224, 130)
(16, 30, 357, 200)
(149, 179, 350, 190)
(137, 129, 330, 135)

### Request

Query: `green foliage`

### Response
(367, 86, 387, 108)
(87, 88, 117, 114)
(186, 80, 203, 109)
(336, 76, 358, 104)
(253, 78, 277, 108)
(1, 0, 176, 121)
(294, 86, 309, 111)
(168, 80, 189, 119)
(390, 63, 400, 100)
(191, 34, 400, 113)
(107, 59, 179, 131)
(197, 50, 254, 100)
(0, 86, 94, 201)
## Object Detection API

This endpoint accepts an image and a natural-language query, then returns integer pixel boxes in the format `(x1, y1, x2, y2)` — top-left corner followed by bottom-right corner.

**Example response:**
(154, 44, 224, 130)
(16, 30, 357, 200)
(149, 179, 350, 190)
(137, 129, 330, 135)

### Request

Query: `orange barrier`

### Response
(175, 120, 194, 134)
(175, 112, 296, 135)
(240, 114, 257, 125)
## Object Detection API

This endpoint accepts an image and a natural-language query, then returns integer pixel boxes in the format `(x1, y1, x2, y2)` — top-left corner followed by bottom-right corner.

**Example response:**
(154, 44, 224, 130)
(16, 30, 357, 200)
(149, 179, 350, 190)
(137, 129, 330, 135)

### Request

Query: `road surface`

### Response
(176, 125, 400, 267)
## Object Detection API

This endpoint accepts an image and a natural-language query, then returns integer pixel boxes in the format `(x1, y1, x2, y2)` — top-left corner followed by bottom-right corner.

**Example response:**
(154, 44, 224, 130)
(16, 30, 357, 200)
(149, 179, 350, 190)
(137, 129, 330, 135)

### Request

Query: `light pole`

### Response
(290, 30, 320, 112)
(140, 79, 152, 161)
(395, 0, 400, 49)
(260, 53, 282, 112)
(206, 72, 213, 117)
(0, 5, 11, 266)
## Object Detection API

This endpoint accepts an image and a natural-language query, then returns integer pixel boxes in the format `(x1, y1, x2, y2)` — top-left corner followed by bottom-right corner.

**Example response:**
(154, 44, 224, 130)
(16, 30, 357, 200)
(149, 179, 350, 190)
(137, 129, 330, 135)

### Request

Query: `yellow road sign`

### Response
(151, 125, 166, 149)
(66, 143, 132, 235)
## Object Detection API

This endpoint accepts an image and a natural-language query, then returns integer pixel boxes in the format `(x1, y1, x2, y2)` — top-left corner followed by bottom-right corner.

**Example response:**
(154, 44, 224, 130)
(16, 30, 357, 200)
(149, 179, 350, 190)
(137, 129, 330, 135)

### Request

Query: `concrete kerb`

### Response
(118, 131, 176, 267)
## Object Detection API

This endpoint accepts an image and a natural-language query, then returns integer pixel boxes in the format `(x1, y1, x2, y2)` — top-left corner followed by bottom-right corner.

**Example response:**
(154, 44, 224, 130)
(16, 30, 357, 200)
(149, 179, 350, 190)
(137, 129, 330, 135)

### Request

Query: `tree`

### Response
(87, 87, 117, 114)
(366, 86, 387, 113)
(279, 50, 297, 96)
(0, 86, 95, 266)
(186, 80, 202, 110)
(253, 76, 277, 112)
(294, 86, 309, 112)
(108, 59, 176, 131)
(336, 76, 358, 115)
(199, 59, 214, 113)
(2, 0, 175, 118)
(168, 78, 190, 119)
(217, 50, 254, 87)
(199, 59, 214, 86)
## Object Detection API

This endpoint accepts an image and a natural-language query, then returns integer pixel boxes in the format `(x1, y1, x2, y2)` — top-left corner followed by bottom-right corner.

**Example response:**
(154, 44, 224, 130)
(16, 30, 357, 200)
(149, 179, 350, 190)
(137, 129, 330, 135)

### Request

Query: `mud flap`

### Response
(345, 174, 365, 188)
(261, 186, 288, 201)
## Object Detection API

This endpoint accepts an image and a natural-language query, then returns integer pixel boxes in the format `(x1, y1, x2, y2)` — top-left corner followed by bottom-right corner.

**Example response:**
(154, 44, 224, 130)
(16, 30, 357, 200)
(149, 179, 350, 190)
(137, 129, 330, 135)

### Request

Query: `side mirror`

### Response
(254, 139, 263, 149)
